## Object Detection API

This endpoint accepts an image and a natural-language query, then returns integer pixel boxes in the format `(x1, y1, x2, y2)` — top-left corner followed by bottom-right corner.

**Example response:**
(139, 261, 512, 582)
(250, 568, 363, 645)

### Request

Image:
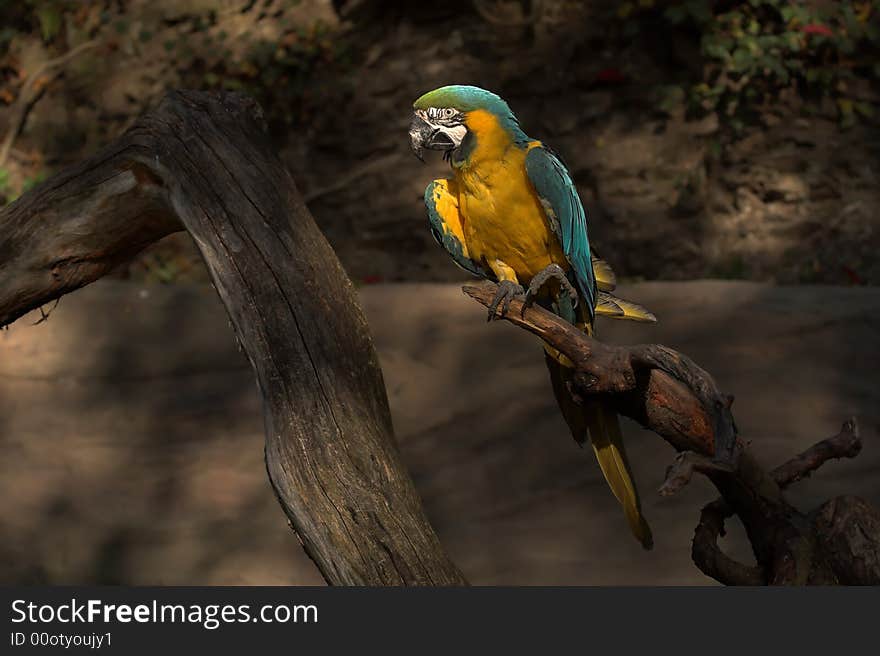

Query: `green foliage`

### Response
(0, 168, 48, 205)
(139, 252, 181, 284)
(33, 1, 64, 43)
(183, 20, 350, 130)
(21, 170, 47, 193)
(0, 1, 78, 52)
(0, 1, 349, 135)
(622, 1, 880, 129)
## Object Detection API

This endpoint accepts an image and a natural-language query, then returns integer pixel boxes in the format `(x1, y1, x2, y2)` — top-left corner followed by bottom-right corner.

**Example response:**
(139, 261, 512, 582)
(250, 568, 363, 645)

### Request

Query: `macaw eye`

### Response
(442, 108, 456, 119)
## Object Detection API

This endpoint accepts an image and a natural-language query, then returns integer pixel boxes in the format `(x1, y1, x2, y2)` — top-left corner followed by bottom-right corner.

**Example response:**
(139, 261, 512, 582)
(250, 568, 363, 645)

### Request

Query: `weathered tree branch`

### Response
(771, 419, 861, 489)
(659, 452, 734, 498)
(692, 500, 764, 586)
(463, 280, 880, 585)
(0, 90, 466, 586)
(465, 281, 738, 459)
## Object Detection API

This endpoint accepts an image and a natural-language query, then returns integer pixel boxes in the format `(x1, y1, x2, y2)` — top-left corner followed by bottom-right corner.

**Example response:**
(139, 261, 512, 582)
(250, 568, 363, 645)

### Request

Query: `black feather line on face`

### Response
(422, 108, 465, 128)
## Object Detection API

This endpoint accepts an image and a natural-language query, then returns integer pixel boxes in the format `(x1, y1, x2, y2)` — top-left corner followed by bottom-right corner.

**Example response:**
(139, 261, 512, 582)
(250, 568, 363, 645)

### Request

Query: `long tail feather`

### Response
(544, 349, 653, 550)
(584, 402, 653, 549)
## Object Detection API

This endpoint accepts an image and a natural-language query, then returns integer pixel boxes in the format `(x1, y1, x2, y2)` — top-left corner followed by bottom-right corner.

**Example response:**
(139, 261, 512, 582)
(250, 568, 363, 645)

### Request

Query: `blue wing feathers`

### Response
(524, 146, 596, 317)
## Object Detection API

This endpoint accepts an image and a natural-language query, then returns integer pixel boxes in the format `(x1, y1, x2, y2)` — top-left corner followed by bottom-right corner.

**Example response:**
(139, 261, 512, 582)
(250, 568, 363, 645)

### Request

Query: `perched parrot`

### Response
(409, 85, 657, 549)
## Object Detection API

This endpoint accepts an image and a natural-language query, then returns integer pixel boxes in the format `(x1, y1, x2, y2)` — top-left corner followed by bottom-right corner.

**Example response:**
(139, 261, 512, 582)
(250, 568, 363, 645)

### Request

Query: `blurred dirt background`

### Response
(2, 280, 878, 584)
(1, 0, 879, 584)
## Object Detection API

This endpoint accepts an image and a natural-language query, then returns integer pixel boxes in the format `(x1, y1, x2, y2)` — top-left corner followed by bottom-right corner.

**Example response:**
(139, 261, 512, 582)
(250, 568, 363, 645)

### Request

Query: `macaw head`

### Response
(409, 85, 521, 161)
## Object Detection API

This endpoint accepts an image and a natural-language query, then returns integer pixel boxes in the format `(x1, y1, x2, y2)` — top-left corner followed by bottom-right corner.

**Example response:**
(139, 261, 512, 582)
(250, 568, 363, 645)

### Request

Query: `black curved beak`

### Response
(409, 115, 455, 162)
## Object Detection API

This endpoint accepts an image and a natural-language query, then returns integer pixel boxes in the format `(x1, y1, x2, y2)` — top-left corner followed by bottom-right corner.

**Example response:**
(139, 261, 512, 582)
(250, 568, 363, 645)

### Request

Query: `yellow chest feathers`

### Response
(452, 110, 565, 281)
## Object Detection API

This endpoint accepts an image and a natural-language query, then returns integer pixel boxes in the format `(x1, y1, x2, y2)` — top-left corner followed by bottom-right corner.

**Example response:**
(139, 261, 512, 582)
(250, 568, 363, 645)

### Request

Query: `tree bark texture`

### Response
(0, 90, 466, 586)
(464, 281, 880, 585)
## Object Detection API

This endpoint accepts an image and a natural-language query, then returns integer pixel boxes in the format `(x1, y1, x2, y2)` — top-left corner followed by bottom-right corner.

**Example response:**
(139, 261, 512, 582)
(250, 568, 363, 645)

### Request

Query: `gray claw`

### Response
(522, 263, 578, 316)
(487, 280, 526, 321)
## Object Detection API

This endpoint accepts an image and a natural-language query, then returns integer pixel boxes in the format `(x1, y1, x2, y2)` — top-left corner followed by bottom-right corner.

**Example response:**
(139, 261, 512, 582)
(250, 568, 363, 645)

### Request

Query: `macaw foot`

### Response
(522, 263, 579, 315)
(487, 280, 526, 321)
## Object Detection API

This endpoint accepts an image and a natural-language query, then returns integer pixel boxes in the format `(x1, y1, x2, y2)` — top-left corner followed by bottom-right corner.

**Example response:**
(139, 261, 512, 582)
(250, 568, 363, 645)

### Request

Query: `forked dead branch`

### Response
(465, 281, 879, 584)
(0, 90, 876, 585)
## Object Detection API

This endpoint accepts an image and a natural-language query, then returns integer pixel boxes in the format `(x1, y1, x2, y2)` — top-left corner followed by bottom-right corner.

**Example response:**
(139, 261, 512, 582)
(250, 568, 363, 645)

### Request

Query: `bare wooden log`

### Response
(463, 280, 878, 585)
(0, 90, 466, 586)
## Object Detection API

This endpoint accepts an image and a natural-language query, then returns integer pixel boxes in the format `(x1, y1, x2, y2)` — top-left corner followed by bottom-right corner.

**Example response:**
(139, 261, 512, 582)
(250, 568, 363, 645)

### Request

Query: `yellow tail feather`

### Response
(544, 350, 653, 549)
(595, 291, 657, 323)
(584, 402, 653, 550)
(591, 255, 617, 292)
(590, 256, 657, 323)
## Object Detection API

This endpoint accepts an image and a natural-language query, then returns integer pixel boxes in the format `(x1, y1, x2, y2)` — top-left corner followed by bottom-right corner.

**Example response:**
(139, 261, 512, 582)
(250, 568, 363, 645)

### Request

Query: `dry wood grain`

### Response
(0, 90, 465, 586)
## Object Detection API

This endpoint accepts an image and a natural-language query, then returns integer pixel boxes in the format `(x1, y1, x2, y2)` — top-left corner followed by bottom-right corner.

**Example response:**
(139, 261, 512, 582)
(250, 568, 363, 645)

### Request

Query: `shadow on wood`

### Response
(0, 90, 466, 586)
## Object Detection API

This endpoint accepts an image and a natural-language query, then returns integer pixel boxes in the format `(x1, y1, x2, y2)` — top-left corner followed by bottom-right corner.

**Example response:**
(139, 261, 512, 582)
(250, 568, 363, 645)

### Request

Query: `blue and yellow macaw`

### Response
(409, 85, 657, 549)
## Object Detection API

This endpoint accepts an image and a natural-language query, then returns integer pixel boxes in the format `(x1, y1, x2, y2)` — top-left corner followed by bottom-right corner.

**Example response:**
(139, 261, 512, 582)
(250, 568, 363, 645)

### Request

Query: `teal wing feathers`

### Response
(424, 181, 491, 279)
(524, 146, 596, 319)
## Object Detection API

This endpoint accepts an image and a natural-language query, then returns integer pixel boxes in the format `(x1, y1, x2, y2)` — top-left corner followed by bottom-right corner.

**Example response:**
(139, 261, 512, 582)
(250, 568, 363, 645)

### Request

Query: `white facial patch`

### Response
(442, 123, 467, 147)
(416, 107, 467, 147)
